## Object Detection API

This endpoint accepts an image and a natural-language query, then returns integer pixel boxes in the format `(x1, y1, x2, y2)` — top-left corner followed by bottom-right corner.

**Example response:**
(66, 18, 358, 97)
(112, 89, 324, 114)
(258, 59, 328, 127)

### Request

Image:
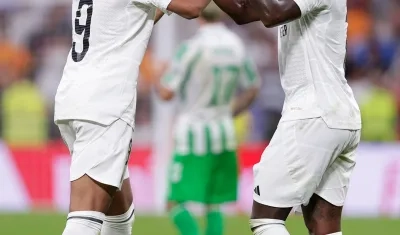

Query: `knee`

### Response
(308, 219, 340, 235)
(70, 175, 116, 212)
(107, 179, 133, 216)
(249, 219, 289, 235)
(167, 201, 179, 212)
(206, 204, 220, 212)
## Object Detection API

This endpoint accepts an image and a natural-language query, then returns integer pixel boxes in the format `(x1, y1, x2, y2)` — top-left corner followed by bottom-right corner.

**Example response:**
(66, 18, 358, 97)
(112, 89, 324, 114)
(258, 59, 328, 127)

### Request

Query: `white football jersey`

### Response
(161, 24, 259, 155)
(278, 0, 361, 130)
(54, 0, 171, 127)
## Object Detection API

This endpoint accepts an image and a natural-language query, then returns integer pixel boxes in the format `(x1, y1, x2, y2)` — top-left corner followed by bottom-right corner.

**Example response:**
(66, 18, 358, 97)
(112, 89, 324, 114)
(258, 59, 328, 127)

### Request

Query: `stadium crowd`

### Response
(0, 0, 399, 148)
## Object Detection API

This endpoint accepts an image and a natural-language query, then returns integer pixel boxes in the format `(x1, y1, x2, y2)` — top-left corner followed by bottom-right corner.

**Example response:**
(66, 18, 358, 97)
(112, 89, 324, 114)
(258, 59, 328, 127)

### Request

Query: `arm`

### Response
(154, 9, 165, 24)
(166, 0, 211, 19)
(213, 0, 260, 25)
(232, 57, 260, 116)
(155, 43, 199, 101)
(232, 87, 258, 116)
(137, 0, 210, 20)
(153, 62, 174, 101)
(250, 0, 301, 28)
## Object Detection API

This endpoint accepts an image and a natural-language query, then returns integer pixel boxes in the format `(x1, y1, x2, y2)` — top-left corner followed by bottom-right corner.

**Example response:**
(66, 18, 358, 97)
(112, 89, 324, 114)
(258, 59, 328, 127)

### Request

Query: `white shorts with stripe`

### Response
(253, 118, 360, 208)
(57, 119, 133, 189)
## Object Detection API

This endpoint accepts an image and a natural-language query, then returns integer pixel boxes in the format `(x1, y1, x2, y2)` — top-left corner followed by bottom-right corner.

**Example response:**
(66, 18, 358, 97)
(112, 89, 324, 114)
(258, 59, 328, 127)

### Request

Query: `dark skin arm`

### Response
(213, 0, 260, 25)
(214, 0, 301, 27)
(251, 0, 301, 27)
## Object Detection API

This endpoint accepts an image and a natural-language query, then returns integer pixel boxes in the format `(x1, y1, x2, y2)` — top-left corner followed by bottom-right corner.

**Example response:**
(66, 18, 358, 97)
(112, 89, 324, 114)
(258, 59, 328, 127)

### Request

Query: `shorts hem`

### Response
(70, 171, 122, 189)
(253, 196, 304, 209)
(314, 192, 345, 207)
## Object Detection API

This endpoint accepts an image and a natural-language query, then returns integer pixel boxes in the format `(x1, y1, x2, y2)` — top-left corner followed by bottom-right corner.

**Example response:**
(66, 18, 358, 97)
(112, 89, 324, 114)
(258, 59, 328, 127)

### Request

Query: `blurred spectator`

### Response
(0, 36, 47, 147)
(347, 0, 373, 45)
(0, 1, 400, 144)
(26, 5, 70, 139)
(348, 62, 398, 141)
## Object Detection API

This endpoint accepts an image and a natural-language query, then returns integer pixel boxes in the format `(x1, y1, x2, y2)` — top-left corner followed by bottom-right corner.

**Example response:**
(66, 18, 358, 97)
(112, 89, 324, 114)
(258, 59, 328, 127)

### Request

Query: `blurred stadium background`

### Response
(1, 0, 400, 234)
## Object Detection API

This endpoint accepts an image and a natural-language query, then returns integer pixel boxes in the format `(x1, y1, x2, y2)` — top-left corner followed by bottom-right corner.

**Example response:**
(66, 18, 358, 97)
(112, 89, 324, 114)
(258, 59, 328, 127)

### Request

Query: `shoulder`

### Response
(224, 29, 247, 56)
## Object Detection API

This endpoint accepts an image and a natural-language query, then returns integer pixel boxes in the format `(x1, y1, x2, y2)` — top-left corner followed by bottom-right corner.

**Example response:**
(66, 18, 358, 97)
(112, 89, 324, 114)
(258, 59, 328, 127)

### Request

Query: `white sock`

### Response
(250, 219, 290, 235)
(101, 203, 135, 235)
(62, 211, 104, 235)
(327, 233, 342, 235)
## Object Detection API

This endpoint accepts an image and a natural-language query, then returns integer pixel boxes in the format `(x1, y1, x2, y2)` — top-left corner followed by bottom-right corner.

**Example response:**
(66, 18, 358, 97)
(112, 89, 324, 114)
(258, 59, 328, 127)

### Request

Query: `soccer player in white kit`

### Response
(54, 0, 214, 235)
(213, 0, 362, 234)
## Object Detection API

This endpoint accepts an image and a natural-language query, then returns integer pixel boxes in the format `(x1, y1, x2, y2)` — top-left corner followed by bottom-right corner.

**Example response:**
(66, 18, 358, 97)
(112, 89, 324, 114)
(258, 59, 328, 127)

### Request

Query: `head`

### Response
(198, 2, 224, 24)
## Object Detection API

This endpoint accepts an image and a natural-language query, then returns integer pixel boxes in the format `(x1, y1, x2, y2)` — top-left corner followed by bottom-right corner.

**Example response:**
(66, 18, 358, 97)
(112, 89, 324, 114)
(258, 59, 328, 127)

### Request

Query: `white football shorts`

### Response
(253, 117, 360, 208)
(57, 119, 133, 189)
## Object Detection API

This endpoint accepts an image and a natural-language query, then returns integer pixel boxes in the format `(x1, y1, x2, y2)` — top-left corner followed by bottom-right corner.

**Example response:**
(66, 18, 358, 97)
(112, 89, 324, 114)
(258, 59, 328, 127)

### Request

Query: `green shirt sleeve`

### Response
(239, 57, 260, 89)
(161, 41, 200, 92)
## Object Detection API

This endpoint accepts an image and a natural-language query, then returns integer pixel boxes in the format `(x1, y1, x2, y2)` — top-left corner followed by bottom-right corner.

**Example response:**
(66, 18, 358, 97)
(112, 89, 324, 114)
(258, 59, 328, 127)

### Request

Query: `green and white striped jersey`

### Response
(161, 23, 259, 155)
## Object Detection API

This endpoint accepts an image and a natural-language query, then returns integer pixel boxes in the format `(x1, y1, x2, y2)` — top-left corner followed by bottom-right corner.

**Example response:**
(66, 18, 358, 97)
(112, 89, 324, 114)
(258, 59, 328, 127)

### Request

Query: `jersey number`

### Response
(72, 0, 93, 62)
(210, 66, 240, 106)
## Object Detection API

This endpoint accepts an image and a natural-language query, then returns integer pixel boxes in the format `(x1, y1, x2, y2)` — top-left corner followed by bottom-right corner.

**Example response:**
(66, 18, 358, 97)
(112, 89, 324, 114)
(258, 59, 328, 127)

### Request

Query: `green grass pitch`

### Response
(0, 213, 399, 234)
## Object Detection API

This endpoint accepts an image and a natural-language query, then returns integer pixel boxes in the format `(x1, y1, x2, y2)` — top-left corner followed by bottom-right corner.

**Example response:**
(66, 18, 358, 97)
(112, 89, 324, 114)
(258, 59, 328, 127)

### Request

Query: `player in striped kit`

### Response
(155, 3, 260, 235)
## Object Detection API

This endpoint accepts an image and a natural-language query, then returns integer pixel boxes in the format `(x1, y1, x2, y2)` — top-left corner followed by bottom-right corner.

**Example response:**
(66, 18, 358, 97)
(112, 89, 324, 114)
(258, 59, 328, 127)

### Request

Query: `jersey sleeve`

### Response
(239, 57, 260, 89)
(161, 42, 201, 92)
(132, 0, 172, 15)
(151, 0, 172, 14)
(293, 0, 323, 16)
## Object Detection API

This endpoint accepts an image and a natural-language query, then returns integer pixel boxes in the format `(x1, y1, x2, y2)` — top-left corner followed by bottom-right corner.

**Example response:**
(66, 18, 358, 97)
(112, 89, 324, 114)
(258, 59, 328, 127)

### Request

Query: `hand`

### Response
(151, 61, 169, 85)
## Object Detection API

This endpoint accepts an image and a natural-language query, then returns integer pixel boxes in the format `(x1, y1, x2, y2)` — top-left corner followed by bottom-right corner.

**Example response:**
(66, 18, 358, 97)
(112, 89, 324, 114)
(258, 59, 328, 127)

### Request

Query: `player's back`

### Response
(278, 0, 361, 130)
(55, 0, 165, 127)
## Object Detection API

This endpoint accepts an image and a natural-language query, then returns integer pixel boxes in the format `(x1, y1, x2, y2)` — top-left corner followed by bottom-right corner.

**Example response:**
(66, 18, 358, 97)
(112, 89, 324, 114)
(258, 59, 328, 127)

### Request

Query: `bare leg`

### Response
(107, 179, 133, 216)
(69, 174, 117, 213)
(302, 194, 342, 235)
(250, 200, 292, 234)
(62, 174, 117, 235)
(101, 178, 135, 235)
(251, 200, 292, 220)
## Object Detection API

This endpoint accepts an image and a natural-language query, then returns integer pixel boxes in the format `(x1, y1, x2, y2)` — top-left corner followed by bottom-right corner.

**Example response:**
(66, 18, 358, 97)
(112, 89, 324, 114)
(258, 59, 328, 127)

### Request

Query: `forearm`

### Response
(213, 0, 260, 25)
(154, 9, 165, 24)
(232, 88, 258, 117)
(167, 0, 211, 19)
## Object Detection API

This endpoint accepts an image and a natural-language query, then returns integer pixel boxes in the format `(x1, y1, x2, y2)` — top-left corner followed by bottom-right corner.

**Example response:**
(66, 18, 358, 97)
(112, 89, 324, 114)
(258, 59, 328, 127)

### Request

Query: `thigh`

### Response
(301, 194, 343, 235)
(70, 119, 133, 189)
(107, 178, 133, 216)
(57, 120, 76, 154)
(253, 118, 349, 208)
(209, 151, 239, 204)
(315, 130, 360, 206)
(168, 153, 213, 203)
